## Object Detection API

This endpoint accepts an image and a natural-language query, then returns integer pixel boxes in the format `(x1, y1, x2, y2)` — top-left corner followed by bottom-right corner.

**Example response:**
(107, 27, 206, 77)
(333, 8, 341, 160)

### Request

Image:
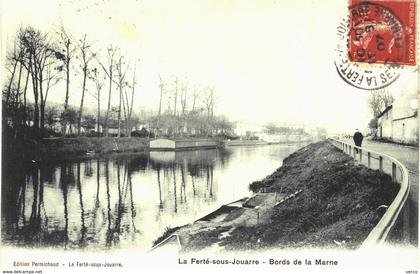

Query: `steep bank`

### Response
(154, 140, 400, 252)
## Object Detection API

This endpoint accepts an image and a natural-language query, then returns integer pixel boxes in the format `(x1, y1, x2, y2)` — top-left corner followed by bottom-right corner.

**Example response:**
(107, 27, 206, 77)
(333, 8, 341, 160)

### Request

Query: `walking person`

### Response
(353, 129, 364, 153)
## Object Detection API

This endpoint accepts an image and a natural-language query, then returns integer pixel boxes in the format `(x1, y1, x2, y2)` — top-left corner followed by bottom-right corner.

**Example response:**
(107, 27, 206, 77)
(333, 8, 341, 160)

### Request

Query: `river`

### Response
(1, 143, 306, 250)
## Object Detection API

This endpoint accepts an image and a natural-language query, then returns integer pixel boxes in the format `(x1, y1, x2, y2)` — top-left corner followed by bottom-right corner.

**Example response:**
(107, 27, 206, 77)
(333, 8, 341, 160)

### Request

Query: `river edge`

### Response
(5, 136, 310, 162)
(40, 137, 306, 157)
(152, 140, 400, 253)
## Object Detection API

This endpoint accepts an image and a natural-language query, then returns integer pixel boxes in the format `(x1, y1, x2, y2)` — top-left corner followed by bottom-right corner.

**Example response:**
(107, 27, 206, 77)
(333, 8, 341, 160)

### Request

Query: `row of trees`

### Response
(263, 123, 308, 136)
(2, 26, 138, 140)
(3, 25, 236, 141)
(152, 76, 234, 138)
(37, 103, 136, 136)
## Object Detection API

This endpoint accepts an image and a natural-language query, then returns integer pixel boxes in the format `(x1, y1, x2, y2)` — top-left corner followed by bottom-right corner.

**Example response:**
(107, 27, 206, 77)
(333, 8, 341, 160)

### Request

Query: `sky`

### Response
(1, 0, 417, 133)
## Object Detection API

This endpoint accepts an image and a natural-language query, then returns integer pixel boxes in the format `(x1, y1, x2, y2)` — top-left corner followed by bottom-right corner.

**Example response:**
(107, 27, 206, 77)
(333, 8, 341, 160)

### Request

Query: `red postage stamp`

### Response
(348, 0, 416, 66)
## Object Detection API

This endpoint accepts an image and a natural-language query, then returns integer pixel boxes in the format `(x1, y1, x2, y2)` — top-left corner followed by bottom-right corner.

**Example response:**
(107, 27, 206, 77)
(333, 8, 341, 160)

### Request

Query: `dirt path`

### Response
(361, 139, 418, 202)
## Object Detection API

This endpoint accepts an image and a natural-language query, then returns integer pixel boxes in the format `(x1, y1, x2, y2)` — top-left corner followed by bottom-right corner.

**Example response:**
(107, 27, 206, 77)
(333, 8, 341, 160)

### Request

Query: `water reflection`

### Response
(2, 144, 304, 250)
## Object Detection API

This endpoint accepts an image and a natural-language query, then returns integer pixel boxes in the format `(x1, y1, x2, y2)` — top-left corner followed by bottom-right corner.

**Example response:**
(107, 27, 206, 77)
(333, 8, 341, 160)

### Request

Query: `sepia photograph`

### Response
(0, 0, 418, 273)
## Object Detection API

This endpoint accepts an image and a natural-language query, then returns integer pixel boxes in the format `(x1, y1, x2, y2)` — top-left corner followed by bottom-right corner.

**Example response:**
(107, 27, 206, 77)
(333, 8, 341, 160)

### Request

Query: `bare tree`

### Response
(57, 27, 76, 136)
(123, 61, 137, 137)
(97, 45, 118, 137)
(381, 89, 394, 108)
(203, 87, 215, 118)
(368, 91, 383, 117)
(43, 60, 61, 110)
(3, 34, 29, 140)
(4, 44, 21, 110)
(202, 87, 216, 136)
(179, 81, 188, 136)
(18, 27, 57, 137)
(113, 55, 130, 138)
(191, 84, 200, 112)
(173, 77, 178, 118)
(14, 32, 32, 130)
(76, 34, 96, 136)
(90, 67, 106, 136)
(368, 89, 394, 117)
(156, 75, 165, 134)
(180, 82, 188, 117)
(158, 76, 165, 117)
(38, 40, 57, 136)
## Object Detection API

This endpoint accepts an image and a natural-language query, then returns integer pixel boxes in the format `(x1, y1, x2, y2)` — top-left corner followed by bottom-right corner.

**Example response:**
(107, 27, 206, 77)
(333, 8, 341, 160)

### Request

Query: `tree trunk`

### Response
(13, 61, 23, 140)
(174, 79, 178, 117)
(122, 89, 128, 137)
(157, 77, 164, 137)
(124, 67, 135, 138)
(15, 62, 23, 106)
(117, 83, 122, 138)
(62, 40, 71, 136)
(22, 68, 29, 142)
(127, 75, 135, 138)
(158, 89, 163, 116)
(77, 66, 88, 136)
(39, 67, 46, 137)
(97, 89, 101, 137)
(30, 56, 40, 138)
(6, 59, 18, 110)
(173, 79, 178, 136)
(104, 66, 112, 137)
(192, 91, 197, 112)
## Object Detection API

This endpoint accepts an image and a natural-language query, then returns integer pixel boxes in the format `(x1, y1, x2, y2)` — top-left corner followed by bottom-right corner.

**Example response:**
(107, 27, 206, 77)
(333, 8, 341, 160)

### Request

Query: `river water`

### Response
(1, 144, 305, 250)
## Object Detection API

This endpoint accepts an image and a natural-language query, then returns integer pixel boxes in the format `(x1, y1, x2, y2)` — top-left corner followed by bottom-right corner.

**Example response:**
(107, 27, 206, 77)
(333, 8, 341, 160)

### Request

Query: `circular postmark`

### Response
(334, 1, 409, 90)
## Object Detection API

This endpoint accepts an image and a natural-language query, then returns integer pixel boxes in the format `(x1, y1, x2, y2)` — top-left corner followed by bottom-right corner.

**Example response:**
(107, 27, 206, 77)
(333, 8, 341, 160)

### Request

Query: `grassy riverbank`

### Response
(153, 140, 400, 252)
(40, 137, 148, 156)
(2, 122, 150, 162)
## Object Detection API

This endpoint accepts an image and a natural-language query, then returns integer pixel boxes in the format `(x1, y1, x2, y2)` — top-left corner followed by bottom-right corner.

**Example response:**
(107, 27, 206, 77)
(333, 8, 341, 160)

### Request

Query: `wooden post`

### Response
(353, 146, 356, 158)
(368, 152, 371, 168)
(359, 148, 362, 162)
(392, 162, 397, 182)
(379, 156, 383, 171)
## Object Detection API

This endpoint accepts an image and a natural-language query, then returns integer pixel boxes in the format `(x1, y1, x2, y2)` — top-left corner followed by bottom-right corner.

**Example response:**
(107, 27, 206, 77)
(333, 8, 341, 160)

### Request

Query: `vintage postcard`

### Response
(0, 0, 418, 273)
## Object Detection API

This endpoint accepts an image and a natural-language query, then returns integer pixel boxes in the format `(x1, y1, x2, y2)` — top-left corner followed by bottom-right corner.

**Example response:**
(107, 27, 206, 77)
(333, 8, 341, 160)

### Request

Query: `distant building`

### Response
(234, 122, 263, 139)
(377, 105, 393, 139)
(377, 92, 418, 145)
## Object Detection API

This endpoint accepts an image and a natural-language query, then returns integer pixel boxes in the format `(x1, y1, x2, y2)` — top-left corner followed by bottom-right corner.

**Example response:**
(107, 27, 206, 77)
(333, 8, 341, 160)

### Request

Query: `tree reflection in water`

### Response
(2, 145, 298, 250)
(60, 163, 69, 247)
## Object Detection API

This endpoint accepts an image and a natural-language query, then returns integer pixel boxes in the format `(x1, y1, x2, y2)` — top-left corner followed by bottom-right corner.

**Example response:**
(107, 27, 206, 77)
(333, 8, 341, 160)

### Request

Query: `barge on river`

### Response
(149, 138, 219, 151)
